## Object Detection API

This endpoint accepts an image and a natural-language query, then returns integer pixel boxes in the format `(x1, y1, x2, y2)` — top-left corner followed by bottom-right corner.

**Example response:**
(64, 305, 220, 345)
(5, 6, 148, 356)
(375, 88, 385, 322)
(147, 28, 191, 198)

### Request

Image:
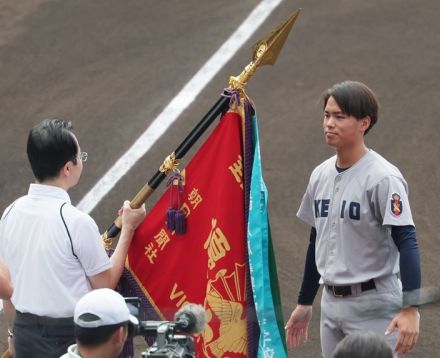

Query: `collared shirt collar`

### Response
(28, 183, 71, 204)
(66, 344, 82, 357)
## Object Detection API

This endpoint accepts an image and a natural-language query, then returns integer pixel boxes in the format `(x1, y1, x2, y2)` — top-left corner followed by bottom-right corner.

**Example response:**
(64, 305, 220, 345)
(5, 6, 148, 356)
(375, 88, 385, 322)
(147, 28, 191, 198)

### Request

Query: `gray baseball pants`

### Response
(320, 275, 402, 358)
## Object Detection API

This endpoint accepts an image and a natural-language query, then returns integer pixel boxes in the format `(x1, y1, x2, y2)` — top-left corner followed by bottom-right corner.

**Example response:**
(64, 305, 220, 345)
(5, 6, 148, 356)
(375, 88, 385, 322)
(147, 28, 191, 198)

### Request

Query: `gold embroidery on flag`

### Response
(155, 229, 171, 250)
(228, 155, 243, 189)
(181, 202, 191, 217)
(178, 186, 202, 218)
(144, 229, 173, 264)
(204, 219, 231, 270)
(202, 265, 247, 357)
(170, 282, 189, 308)
(144, 242, 158, 264)
(188, 187, 203, 209)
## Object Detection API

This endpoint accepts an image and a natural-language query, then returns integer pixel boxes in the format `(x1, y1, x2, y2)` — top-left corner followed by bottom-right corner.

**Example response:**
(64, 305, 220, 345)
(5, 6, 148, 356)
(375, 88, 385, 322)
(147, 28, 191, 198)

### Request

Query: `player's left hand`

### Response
(385, 306, 420, 356)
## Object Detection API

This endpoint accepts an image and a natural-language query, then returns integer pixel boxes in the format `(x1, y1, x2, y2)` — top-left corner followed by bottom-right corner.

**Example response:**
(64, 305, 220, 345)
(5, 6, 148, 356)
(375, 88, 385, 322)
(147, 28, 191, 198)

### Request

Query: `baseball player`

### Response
(285, 81, 421, 357)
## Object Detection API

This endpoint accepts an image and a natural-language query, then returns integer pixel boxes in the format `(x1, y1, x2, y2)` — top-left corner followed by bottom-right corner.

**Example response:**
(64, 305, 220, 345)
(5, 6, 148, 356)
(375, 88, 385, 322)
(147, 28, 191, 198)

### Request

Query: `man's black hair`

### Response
(27, 119, 79, 181)
(74, 319, 127, 347)
(323, 81, 379, 135)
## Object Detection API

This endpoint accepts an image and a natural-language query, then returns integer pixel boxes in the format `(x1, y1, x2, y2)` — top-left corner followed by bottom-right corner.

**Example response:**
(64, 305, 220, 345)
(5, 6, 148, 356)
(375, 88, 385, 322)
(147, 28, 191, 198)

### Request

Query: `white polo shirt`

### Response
(60, 344, 81, 358)
(0, 184, 112, 318)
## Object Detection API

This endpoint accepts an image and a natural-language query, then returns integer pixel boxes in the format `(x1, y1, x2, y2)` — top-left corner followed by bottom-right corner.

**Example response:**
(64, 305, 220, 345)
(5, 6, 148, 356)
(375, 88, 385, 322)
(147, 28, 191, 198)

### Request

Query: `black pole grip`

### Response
(106, 222, 121, 239)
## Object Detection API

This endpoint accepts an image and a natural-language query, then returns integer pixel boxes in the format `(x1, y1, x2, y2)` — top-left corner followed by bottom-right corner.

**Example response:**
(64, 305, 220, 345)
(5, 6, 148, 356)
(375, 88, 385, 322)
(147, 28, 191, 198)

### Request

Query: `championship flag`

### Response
(120, 92, 286, 358)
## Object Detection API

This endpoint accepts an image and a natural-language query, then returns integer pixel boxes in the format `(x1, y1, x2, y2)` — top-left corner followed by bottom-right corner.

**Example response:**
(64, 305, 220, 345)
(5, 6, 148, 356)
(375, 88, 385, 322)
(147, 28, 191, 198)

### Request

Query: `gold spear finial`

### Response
(229, 8, 301, 90)
(101, 9, 301, 248)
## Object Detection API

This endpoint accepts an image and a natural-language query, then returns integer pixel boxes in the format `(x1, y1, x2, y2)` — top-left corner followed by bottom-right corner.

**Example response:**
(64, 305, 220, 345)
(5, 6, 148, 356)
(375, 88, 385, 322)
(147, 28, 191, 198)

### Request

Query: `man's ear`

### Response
(360, 116, 371, 133)
(112, 326, 127, 344)
(60, 161, 72, 178)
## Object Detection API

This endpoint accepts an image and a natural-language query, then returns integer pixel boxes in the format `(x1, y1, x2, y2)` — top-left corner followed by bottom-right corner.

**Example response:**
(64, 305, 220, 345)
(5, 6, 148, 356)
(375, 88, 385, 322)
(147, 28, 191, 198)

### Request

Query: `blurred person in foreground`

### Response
(333, 331, 394, 358)
(0, 257, 13, 299)
(60, 288, 137, 358)
(0, 256, 13, 356)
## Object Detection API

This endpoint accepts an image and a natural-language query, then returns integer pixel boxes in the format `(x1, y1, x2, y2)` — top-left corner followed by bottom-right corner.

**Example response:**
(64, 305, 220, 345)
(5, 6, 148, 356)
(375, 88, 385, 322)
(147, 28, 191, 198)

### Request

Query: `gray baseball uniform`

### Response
(298, 149, 414, 358)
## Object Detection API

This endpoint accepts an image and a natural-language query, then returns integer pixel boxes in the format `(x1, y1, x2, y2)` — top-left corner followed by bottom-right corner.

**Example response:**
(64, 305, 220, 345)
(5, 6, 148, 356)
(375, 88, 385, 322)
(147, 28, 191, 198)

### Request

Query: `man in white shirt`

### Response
(0, 119, 146, 357)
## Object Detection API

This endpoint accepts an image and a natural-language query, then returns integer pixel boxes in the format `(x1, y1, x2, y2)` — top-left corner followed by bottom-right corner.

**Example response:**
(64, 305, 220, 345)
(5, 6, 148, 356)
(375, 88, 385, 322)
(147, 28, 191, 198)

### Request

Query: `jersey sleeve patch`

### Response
(390, 192, 403, 217)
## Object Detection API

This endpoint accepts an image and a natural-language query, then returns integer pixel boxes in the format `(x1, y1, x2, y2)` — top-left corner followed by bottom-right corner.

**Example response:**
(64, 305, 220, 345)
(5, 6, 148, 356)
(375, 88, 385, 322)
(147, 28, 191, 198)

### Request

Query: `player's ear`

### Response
(359, 116, 371, 133)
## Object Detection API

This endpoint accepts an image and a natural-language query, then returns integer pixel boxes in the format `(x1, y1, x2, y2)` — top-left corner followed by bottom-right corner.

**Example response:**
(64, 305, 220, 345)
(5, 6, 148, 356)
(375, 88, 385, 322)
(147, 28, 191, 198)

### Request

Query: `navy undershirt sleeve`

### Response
(391, 225, 421, 292)
(298, 227, 321, 305)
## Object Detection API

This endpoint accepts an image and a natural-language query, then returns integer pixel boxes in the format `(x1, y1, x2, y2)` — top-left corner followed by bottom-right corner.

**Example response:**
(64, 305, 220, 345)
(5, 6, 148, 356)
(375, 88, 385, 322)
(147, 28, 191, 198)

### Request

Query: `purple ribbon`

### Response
(222, 88, 241, 108)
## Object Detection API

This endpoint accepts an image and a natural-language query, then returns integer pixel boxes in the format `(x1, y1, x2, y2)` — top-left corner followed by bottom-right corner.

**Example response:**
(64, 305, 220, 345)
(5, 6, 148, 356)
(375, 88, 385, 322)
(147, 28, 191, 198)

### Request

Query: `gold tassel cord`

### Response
(102, 231, 113, 251)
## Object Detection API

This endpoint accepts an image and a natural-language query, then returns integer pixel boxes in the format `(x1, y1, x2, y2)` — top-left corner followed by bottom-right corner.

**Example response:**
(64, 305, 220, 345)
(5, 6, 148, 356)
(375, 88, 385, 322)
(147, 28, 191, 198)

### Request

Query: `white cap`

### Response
(74, 288, 138, 328)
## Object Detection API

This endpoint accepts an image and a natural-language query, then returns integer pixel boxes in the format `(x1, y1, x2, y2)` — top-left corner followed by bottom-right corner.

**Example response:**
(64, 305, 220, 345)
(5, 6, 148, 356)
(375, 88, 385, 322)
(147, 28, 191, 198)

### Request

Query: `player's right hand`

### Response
(285, 304, 312, 348)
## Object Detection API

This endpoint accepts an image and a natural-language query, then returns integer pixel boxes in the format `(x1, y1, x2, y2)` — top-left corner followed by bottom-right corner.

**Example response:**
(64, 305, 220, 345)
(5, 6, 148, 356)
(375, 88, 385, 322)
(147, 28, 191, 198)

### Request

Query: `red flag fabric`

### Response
(127, 111, 248, 357)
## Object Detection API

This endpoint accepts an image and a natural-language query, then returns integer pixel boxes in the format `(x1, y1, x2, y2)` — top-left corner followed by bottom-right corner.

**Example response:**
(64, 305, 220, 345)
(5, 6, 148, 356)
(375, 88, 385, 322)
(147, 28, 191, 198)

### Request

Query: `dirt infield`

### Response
(0, 0, 439, 357)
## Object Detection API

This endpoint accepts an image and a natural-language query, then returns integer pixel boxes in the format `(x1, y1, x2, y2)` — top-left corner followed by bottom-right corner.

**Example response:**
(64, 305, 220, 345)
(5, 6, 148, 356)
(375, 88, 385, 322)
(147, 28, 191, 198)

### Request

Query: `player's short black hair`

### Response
(27, 119, 79, 181)
(323, 81, 379, 135)
(74, 320, 128, 347)
(333, 331, 393, 358)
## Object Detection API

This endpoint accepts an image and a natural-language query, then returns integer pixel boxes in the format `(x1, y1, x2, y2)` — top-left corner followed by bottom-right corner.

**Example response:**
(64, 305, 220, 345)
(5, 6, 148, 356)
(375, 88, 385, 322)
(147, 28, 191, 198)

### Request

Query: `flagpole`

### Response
(102, 8, 301, 247)
(103, 95, 229, 245)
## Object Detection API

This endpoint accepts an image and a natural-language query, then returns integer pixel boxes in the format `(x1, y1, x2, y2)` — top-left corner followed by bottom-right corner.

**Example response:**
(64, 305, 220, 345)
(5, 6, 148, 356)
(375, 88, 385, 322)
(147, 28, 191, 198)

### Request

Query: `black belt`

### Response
(15, 311, 74, 327)
(326, 279, 376, 297)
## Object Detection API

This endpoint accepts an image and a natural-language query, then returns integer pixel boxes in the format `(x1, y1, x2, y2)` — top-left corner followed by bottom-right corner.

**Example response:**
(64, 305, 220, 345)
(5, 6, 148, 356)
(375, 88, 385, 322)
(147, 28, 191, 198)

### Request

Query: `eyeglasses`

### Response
(80, 152, 88, 162)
